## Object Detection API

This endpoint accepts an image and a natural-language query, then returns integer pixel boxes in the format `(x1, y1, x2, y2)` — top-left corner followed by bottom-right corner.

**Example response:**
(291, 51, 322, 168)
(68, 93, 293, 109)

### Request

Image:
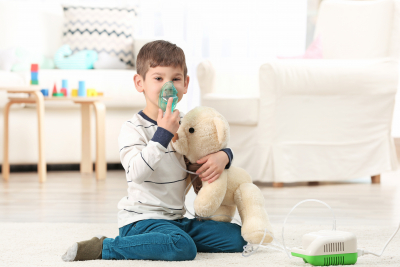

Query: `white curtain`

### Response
(135, 0, 308, 113)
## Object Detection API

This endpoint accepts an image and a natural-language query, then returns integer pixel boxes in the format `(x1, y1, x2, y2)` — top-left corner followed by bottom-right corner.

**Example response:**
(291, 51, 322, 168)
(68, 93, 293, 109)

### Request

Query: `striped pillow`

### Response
(62, 6, 137, 68)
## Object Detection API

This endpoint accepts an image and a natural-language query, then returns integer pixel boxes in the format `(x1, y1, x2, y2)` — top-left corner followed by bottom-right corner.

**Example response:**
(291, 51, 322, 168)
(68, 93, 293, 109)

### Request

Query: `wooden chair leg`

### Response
(32, 91, 46, 183)
(2, 101, 13, 181)
(273, 182, 284, 188)
(93, 101, 106, 180)
(371, 175, 380, 184)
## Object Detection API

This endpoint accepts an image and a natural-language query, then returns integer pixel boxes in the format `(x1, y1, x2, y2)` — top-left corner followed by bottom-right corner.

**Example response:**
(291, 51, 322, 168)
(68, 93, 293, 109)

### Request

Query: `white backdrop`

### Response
(135, 0, 307, 112)
(0, 0, 308, 113)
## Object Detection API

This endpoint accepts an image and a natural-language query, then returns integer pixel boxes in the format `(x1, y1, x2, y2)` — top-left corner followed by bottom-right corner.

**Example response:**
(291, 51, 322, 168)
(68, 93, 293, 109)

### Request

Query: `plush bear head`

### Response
(172, 106, 230, 164)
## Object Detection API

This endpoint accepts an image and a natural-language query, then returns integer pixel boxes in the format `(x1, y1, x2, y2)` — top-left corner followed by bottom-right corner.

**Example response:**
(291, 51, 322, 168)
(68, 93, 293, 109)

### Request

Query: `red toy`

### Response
(31, 64, 39, 72)
(52, 83, 57, 96)
(60, 88, 67, 96)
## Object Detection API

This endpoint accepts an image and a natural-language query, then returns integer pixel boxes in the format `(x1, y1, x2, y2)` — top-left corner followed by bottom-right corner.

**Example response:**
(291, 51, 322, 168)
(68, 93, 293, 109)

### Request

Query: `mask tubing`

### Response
(281, 199, 337, 259)
(361, 222, 400, 257)
(168, 151, 337, 258)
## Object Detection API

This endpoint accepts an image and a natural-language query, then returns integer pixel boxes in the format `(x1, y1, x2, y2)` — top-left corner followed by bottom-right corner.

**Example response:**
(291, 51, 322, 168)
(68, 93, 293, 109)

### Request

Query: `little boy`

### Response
(62, 40, 246, 262)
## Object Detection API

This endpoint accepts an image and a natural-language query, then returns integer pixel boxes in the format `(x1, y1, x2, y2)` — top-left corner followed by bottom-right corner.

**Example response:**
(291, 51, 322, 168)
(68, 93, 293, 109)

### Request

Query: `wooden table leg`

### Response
(93, 102, 106, 180)
(32, 91, 46, 183)
(81, 103, 93, 174)
(2, 101, 13, 181)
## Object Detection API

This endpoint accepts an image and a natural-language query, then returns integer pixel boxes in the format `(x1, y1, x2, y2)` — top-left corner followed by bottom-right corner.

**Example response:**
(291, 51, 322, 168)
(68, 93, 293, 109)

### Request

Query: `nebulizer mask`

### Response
(161, 80, 400, 265)
(159, 81, 178, 115)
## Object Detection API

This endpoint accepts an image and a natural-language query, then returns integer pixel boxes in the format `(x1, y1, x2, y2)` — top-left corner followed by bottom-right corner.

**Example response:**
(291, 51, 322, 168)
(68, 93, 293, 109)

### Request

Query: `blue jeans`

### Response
(102, 217, 247, 261)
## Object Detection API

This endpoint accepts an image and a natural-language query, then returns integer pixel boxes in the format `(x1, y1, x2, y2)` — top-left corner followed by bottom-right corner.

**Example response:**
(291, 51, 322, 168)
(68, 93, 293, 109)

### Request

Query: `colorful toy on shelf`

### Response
(60, 88, 67, 96)
(52, 83, 58, 96)
(78, 81, 86, 97)
(30, 64, 39, 85)
(87, 88, 98, 97)
(53, 93, 64, 97)
(71, 89, 78, 97)
(61, 79, 68, 96)
(40, 89, 49, 97)
(97, 92, 104, 96)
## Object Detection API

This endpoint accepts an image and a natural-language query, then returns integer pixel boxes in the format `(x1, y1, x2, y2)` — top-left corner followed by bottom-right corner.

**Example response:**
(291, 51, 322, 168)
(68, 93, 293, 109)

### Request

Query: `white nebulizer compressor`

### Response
(291, 230, 358, 265)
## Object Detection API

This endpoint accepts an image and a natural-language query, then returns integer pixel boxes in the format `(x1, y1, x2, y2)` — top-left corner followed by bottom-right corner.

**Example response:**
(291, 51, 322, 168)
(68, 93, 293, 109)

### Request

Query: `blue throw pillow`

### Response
(54, 44, 98, 69)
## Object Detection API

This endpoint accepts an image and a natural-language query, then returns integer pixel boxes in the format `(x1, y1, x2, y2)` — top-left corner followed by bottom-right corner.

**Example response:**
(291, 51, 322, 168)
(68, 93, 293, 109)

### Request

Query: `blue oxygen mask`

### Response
(158, 81, 178, 115)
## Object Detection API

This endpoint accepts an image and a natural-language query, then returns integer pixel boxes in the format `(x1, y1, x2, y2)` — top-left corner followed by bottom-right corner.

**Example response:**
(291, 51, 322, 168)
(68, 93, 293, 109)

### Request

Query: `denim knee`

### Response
(170, 233, 197, 261)
(228, 232, 247, 252)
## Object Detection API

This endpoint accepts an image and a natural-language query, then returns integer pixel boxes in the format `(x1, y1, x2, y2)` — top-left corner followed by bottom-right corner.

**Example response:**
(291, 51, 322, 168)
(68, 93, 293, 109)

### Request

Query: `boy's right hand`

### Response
(157, 97, 180, 135)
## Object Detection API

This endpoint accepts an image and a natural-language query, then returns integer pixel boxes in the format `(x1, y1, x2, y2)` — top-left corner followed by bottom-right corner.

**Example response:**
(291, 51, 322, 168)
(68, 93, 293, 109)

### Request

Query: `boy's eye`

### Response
(173, 78, 181, 81)
(155, 77, 162, 81)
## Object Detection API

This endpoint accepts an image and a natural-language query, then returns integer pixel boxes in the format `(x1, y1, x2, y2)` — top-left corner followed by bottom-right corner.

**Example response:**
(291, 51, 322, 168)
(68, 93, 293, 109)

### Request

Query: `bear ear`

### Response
(213, 117, 226, 146)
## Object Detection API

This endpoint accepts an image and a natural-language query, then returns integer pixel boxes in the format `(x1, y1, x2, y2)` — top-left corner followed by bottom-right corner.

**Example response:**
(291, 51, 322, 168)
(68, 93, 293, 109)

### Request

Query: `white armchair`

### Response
(197, 0, 399, 185)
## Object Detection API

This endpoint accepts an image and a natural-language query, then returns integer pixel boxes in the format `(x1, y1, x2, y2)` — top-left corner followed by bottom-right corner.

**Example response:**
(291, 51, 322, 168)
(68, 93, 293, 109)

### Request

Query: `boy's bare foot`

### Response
(62, 235, 107, 262)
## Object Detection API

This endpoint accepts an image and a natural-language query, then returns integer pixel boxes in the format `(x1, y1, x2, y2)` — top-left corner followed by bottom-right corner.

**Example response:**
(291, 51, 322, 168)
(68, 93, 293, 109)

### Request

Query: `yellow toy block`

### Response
(71, 89, 78, 97)
(87, 89, 98, 97)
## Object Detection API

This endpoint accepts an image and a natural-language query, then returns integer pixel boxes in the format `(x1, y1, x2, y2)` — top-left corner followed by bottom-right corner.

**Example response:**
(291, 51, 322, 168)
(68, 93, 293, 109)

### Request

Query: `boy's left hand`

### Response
(196, 151, 229, 184)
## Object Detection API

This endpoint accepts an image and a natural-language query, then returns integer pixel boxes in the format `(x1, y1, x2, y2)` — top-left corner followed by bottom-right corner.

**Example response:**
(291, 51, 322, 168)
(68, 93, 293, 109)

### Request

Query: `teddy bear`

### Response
(171, 106, 274, 245)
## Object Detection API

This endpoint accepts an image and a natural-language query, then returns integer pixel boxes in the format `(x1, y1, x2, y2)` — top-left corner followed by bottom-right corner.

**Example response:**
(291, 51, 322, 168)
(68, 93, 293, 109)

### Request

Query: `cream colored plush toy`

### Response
(171, 106, 274, 244)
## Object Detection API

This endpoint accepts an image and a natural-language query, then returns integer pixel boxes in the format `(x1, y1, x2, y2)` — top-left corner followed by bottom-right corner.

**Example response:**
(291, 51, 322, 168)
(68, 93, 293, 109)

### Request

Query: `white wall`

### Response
(0, 0, 308, 114)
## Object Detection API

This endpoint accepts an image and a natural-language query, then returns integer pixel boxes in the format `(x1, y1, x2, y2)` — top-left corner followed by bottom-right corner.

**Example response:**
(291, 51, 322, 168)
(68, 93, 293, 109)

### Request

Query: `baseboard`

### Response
(0, 163, 124, 173)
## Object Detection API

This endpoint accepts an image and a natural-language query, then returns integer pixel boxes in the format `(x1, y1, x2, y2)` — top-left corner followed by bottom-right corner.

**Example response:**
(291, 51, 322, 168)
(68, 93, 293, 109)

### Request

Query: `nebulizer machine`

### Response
(159, 81, 400, 266)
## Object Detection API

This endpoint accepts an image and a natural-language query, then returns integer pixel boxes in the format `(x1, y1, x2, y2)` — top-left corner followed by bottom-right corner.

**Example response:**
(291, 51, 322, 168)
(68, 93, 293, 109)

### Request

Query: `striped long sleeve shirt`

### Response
(117, 110, 234, 228)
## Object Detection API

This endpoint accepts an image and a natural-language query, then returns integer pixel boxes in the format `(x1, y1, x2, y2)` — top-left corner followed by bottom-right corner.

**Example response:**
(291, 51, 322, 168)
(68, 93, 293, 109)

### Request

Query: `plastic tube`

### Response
(358, 222, 400, 257)
(169, 151, 280, 256)
(281, 199, 336, 258)
(168, 151, 399, 259)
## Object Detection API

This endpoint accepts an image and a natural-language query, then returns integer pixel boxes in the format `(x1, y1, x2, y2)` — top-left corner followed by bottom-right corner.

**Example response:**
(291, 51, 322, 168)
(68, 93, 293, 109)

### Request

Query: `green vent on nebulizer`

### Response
(158, 81, 178, 114)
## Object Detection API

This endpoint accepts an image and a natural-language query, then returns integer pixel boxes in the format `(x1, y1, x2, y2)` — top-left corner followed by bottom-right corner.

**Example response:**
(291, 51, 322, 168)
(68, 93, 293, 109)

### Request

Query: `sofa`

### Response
(197, 0, 400, 184)
(0, 1, 184, 165)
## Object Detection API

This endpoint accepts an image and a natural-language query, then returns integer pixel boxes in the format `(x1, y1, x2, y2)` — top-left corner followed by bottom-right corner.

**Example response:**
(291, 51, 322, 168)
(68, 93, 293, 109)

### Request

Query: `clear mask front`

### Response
(158, 81, 178, 114)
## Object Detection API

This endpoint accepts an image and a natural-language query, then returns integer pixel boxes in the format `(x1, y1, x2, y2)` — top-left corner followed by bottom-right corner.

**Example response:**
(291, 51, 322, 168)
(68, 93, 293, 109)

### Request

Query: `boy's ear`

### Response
(133, 74, 144, 93)
(184, 75, 190, 94)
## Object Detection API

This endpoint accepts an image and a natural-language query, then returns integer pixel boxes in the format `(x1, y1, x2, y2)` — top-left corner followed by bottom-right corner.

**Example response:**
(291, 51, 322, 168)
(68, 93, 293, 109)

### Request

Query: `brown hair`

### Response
(136, 40, 187, 80)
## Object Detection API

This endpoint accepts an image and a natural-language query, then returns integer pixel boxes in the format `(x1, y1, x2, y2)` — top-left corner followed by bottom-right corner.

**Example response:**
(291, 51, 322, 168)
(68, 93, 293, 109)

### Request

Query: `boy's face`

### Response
(134, 65, 189, 111)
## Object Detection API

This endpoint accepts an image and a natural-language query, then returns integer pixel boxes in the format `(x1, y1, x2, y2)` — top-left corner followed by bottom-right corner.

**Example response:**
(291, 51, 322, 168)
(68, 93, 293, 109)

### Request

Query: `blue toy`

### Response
(78, 81, 86, 97)
(40, 89, 48, 96)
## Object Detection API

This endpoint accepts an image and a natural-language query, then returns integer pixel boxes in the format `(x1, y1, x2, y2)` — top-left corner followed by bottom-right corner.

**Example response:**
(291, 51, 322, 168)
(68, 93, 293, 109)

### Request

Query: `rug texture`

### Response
(0, 223, 398, 267)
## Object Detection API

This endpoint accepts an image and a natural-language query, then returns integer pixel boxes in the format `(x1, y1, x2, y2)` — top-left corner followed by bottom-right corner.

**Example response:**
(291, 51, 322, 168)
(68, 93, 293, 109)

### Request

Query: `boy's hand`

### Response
(195, 151, 229, 184)
(157, 97, 180, 135)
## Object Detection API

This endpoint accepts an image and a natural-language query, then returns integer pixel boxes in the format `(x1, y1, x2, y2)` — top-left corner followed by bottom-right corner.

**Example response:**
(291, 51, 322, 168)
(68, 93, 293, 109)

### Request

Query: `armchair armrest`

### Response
(259, 58, 398, 96)
(197, 58, 267, 125)
(197, 58, 268, 97)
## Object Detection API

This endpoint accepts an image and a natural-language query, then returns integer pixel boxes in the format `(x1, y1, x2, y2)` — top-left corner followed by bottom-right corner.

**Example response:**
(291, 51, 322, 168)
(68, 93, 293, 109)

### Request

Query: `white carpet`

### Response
(0, 222, 399, 267)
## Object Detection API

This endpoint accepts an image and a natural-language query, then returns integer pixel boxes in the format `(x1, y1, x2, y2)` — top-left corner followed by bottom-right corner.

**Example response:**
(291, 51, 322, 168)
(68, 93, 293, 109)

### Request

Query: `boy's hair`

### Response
(136, 40, 187, 80)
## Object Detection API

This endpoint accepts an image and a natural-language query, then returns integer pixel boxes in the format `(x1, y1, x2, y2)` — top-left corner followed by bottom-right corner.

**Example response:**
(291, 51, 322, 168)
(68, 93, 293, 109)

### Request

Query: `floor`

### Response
(1, 152, 400, 228)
